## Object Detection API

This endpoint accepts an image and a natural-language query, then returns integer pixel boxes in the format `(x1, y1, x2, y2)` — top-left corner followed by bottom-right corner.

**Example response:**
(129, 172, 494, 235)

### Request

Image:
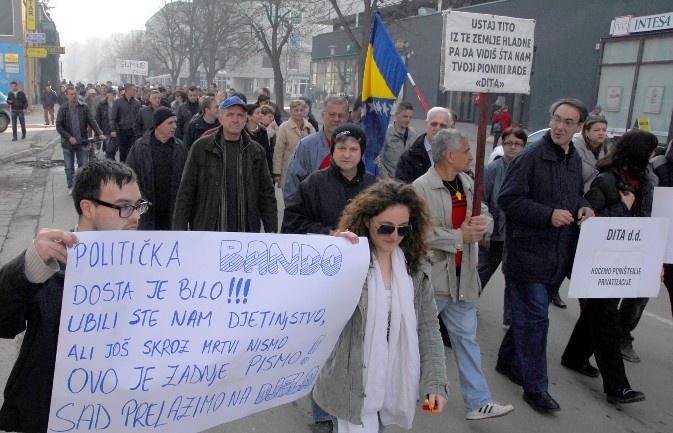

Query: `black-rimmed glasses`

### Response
(88, 198, 151, 218)
(372, 223, 412, 237)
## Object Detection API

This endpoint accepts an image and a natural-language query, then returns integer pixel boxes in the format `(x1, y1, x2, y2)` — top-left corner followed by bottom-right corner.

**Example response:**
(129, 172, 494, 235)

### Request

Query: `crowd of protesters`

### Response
(1, 78, 671, 433)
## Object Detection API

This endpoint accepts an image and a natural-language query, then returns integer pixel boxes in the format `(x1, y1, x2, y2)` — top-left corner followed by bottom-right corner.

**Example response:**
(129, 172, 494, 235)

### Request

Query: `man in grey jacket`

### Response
(413, 128, 513, 420)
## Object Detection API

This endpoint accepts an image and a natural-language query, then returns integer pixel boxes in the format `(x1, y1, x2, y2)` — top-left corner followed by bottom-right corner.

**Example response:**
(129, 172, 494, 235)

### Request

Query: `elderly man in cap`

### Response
(282, 123, 377, 234)
(173, 96, 277, 232)
(126, 107, 188, 230)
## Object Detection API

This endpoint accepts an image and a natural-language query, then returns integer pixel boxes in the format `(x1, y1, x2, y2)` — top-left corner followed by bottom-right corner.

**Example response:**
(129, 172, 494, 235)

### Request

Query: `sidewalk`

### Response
(0, 107, 61, 164)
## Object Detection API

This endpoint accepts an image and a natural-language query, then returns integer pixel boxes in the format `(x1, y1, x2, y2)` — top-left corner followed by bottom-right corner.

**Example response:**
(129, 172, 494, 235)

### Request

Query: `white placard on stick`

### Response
(115, 59, 148, 76)
(652, 187, 673, 263)
(442, 10, 535, 94)
(569, 217, 669, 298)
(48, 231, 369, 433)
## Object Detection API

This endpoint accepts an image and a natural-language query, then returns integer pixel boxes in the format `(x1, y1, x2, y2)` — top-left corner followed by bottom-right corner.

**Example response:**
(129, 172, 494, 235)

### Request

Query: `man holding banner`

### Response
(495, 98, 593, 413)
(0, 160, 146, 432)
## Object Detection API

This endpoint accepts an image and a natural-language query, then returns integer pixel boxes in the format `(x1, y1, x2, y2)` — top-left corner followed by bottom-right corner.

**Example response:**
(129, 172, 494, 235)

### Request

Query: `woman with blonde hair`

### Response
(273, 99, 316, 186)
(314, 179, 448, 433)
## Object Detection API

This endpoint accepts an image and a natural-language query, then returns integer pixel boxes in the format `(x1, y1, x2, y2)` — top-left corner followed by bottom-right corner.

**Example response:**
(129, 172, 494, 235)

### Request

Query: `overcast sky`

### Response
(48, 0, 165, 44)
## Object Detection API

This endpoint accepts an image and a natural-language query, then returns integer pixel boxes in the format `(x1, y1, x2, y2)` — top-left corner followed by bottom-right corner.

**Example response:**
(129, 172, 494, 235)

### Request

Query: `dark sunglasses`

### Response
(372, 223, 412, 237)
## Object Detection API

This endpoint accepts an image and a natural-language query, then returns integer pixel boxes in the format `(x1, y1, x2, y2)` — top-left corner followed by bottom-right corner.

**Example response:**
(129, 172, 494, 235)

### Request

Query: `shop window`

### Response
(596, 65, 636, 133)
(643, 36, 673, 62)
(603, 40, 639, 64)
(0, 0, 13, 36)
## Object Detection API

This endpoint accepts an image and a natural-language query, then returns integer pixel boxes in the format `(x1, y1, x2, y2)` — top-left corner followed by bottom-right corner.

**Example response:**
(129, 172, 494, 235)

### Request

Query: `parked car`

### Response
(0, 91, 10, 133)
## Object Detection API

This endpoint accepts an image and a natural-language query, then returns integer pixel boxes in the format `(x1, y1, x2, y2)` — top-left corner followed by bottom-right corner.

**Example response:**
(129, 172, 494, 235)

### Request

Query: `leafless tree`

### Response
(241, 0, 320, 112)
(145, 0, 190, 85)
(109, 30, 150, 83)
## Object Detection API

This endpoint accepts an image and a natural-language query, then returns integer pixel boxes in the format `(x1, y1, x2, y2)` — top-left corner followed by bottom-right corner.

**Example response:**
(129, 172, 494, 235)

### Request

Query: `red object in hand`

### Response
(422, 399, 438, 416)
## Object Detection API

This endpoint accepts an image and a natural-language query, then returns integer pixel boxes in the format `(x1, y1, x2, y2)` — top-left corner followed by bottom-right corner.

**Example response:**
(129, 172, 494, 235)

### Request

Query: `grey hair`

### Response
(426, 106, 451, 121)
(432, 128, 469, 164)
(323, 94, 349, 109)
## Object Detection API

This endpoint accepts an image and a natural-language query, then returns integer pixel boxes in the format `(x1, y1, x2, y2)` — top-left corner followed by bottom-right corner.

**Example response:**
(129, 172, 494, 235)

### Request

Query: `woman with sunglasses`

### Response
(313, 180, 448, 433)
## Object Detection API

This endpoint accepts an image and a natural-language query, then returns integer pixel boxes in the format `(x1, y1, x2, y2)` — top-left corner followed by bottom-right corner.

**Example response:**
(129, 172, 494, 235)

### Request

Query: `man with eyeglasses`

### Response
(282, 123, 376, 235)
(395, 107, 455, 183)
(283, 94, 350, 201)
(478, 127, 527, 328)
(413, 128, 514, 420)
(495, 98, 594, 414)
(0, 159, 147, 432)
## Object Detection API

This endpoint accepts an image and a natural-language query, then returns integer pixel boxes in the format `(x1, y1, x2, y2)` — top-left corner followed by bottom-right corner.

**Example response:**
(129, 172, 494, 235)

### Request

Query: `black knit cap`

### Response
(330, 123, 367, 155)
(153, 107, 175, 127)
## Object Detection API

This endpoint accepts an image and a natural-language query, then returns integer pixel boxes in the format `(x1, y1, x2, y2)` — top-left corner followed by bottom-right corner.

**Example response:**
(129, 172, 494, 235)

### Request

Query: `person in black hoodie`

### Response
(282, 123, 377, 234)
(562, 129, 658, 405)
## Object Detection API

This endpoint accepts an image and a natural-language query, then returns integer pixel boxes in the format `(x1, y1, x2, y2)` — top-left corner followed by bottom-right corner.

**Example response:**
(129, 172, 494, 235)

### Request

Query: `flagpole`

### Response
(406, 73, 428, 113)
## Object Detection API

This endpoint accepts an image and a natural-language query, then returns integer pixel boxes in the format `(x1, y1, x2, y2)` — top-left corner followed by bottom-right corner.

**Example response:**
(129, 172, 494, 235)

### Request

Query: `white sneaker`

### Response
(466, 401, 514, 420)
(68, 188, 72, 196)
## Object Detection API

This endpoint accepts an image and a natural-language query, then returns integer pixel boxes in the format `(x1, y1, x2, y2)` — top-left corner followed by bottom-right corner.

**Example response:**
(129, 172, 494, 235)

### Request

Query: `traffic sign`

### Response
(26, 48, 47, 58)
(44, 46, 66, 54)
(26, 33, 46, 44)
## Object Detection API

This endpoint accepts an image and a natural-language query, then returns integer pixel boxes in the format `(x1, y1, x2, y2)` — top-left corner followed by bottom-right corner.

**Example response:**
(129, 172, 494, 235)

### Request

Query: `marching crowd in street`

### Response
(1, 78, 672, 433)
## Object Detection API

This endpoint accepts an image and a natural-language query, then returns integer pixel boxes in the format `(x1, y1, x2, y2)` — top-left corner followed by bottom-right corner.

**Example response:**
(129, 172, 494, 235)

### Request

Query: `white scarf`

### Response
(338, 247, 420, 432)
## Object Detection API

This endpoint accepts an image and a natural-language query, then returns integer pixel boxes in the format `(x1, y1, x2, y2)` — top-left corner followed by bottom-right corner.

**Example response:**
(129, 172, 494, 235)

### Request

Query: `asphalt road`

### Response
(0, 118, 671, 433)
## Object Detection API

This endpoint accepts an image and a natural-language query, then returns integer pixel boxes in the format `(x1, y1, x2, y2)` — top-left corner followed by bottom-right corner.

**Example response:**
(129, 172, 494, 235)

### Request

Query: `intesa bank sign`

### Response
(610, 11, 673, 36)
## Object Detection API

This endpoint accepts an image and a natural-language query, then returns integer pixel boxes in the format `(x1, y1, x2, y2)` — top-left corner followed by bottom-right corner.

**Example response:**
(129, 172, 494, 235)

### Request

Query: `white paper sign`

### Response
(442, 10, 535, 94)
(48, 231, 369, 433)
(569, 217, 669, 298)
(115, 59, 149, 76)
(652, 187, 673, 263)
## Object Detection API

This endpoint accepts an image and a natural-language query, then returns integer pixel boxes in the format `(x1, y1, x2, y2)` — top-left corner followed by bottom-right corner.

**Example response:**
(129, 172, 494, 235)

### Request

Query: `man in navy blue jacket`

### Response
(494, 98, 594, 414)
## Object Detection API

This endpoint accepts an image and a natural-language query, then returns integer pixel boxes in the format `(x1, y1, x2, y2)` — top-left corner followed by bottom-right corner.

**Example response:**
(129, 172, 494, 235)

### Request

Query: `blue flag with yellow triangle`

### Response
(361, 11, 408, 175)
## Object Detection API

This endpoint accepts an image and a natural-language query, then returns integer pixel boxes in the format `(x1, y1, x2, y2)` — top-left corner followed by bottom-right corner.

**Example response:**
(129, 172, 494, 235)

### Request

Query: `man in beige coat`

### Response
(413, 128, 513, 420)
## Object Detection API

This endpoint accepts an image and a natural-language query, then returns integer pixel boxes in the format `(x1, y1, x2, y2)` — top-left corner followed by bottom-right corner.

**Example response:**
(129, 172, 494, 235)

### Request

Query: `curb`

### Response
(0, 135, 59, 165)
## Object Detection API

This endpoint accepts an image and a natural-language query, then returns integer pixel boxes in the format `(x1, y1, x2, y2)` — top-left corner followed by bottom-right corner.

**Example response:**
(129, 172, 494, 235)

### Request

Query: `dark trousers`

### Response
(104, 137, 118, 160)
(11, 110, 26, 139)
(477, 240, 511, 324)
(618, 297, 649, 344)
(562, 298, 630, 394)
(497, 277, 551, 393)
(116, 128, 135, 163)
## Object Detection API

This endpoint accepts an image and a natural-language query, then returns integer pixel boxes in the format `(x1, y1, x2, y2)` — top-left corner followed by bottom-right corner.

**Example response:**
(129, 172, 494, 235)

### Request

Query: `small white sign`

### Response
(5, 63, 19, 73)
(116, 59, 149, 76)
(652, 187, 673, 263)
(569, 217, 669, 298)
(442, 10, 535, 94)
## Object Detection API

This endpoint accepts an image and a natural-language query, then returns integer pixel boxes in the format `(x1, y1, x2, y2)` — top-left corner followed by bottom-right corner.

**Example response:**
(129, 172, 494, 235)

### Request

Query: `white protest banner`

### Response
(652, 187, 673, 263)
(48, 231, 369, 433)
(442, 11, 535, 94)
(569, 217, 669, 298)
(115, 59, 148, 76)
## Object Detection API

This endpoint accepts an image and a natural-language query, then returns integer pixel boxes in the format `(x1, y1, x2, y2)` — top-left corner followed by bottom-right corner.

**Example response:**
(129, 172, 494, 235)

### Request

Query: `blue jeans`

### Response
(436, 299, 491, 412)
(11, 110, 26, 139)
(497, 277, 551, 393)
(63, 145, 88, 189)
(311, 394, 331, 422)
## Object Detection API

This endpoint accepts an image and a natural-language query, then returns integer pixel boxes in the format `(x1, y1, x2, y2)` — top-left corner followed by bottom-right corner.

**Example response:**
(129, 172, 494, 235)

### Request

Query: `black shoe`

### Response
(523, 391, 561, 413)
(495, 361, 523, 386)
(550, 292, 567, 308)
(606, 388, 646, 404)
(311, 420, 333, 433)
(561, 359, 600, 378)
(12, 137, 17, 141)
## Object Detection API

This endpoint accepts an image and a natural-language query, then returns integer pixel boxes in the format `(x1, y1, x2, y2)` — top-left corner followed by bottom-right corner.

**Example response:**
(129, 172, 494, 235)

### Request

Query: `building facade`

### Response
(0, 0, 25, 94)
(311, 0, 672, 144)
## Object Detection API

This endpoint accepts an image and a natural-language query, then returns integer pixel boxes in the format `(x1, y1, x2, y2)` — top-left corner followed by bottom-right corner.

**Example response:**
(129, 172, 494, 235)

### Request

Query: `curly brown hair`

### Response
(337, 179, 430, 274)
